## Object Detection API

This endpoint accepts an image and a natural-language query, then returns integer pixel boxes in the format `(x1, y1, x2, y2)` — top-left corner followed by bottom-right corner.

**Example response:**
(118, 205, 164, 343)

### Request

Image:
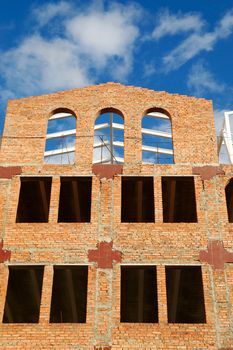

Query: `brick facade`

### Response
(0, 82, 232, 349)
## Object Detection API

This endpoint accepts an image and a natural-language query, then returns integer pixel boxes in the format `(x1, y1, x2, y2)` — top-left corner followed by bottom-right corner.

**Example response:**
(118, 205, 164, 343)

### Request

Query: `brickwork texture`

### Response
(0, 83, 232, 349)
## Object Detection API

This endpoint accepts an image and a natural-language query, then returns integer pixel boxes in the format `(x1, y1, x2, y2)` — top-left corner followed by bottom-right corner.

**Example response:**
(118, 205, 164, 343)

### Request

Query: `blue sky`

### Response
(0, 0, 233, 140)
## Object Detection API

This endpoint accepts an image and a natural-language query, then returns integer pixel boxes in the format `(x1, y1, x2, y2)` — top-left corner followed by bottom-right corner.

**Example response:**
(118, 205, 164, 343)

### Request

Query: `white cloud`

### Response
(66, 3, 140, 79)
(0, 1, 141, 99)
(164, 32, 216, 71)
(32, 1, 72, 27)
(151, 9, 204, 40)
(143, 63, 156, 78)
(217, 8, 233, 37)
(187, 61, 225, 96)
(0, 35, 91, 96)
(162, 9, 233, 71)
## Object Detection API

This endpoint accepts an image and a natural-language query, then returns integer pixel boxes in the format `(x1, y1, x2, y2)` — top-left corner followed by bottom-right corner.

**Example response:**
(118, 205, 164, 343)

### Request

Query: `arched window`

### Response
(225, 178, 233, 222)
(44, 110, 76, 164)
(142, 109, 174, 164)
(93, 108, 124, 164)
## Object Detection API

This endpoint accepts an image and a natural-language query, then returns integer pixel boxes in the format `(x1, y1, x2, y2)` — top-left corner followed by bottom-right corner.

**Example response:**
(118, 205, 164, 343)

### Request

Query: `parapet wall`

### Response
(0, 82, 218, 167)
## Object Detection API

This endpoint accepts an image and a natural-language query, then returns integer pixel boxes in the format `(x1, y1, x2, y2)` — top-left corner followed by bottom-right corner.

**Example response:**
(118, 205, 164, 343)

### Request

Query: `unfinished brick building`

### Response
(0, 82, 233, 350)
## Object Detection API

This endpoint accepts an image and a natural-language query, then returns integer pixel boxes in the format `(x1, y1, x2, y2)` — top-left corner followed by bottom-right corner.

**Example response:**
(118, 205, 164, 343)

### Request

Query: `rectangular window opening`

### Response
(16, 177, 52, 223)
(225, 179, 233, 222)
(58, 177, 92, 222)
(166, 266, 206, 323)
(162, 176, 197, 222)
(3, 266, 44, 323)
(121, 266, 158, 323)
(121, 177, 155, 222)
(50, 266, 88, 323)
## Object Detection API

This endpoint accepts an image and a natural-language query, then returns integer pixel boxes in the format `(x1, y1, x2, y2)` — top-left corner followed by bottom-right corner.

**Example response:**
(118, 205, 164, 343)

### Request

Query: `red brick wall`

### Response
(0, 83, 232, 349)
(0, 82, 217, 166)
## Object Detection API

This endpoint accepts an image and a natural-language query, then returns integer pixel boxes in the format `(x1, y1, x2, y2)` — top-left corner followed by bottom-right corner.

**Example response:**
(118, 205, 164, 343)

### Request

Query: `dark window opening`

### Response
(225, 179, 233, 222)
(166, 266, 206, 323)
(50, 266, 88, 323)
(162, 177, 197, 222)
(121, 177, 155, 222)
(3, 266, 44, 323)
(16, 177, 52, 223)
(58, 177, 92, 222)
(121, 266, 158, 323)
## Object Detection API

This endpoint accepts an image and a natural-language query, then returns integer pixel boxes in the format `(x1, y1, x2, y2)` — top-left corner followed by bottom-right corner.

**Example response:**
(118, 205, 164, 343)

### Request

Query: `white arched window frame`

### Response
(93, 110, 124, 164)
(44, 111, 76, 164)
(142, 111, 174, 164)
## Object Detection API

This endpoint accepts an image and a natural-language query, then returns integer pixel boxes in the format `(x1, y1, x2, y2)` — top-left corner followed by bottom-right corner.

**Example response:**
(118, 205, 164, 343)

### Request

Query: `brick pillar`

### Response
(154, 176, 163, 223)
(98, 178, 113, 241)
(225, 265, 233, 347)
(0, 264, 9, 322)
(200, 176, 226, 241)
(91, 176, 100, 225)
(48, 176, 60, 223)
(86, 266, 96, 324)
(91, 177, 121, 348)
(75, 108, 94, 169)
(112, 265, 121, 325)
(212, 268, 233, 348)
(113, 176, 121, 227)
(124, 112, 141, 164)
(95, 269, 113, 344)
(157, 265, 167, 323)
(201, 265, 213, 325)
(7, 176, 20, 225)
(39, 265, 53, 323)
